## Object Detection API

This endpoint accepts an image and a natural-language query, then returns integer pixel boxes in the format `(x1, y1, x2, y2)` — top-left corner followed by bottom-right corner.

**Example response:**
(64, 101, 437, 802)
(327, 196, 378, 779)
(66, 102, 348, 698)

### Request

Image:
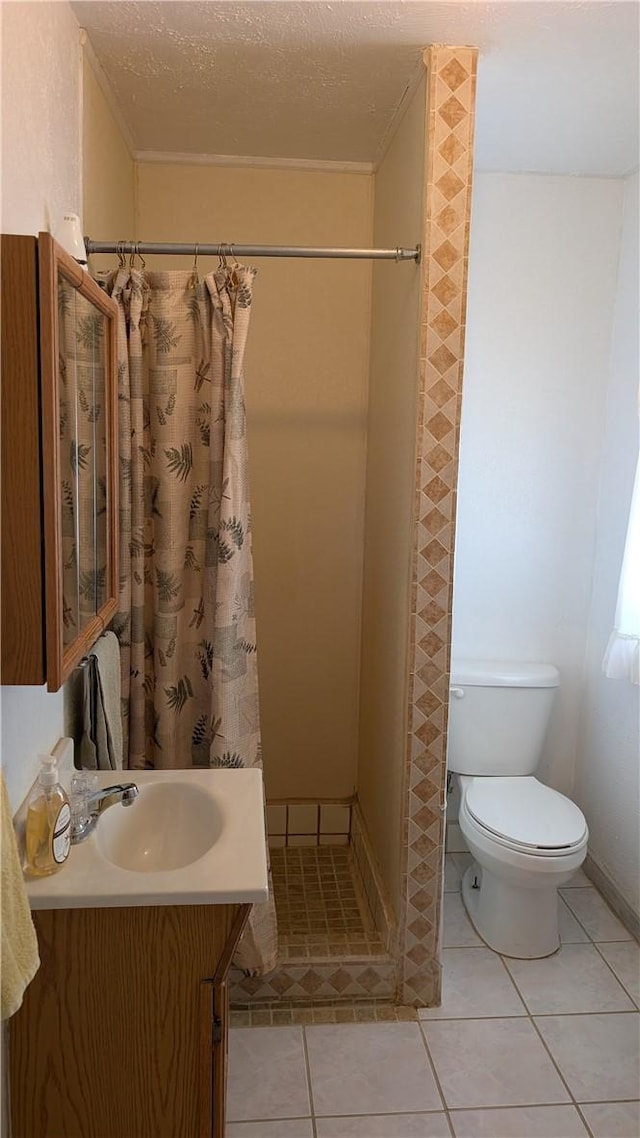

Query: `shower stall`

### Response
(84, 44, 478, 1010)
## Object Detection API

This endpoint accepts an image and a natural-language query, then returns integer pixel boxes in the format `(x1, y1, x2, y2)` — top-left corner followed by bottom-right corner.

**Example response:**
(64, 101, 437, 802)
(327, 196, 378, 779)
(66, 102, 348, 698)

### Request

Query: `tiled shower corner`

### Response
(230, 800, 399, 1007)
(233, 46, 479, 1013)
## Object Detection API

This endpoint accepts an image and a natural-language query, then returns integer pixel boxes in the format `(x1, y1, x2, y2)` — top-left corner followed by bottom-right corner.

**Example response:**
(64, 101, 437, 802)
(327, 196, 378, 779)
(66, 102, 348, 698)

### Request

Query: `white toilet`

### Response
(448, 659, 588, 959)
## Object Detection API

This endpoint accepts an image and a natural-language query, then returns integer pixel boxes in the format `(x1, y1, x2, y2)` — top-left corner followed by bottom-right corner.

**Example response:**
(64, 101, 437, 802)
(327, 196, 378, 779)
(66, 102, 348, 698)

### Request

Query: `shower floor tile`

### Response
(271, 846, 384, 955)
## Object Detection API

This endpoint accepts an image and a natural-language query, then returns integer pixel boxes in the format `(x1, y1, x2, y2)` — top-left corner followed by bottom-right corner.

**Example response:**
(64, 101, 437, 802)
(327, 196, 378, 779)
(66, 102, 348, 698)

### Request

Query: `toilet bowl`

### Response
(448, 659, 589, 959)
(457, 774, 588, 957)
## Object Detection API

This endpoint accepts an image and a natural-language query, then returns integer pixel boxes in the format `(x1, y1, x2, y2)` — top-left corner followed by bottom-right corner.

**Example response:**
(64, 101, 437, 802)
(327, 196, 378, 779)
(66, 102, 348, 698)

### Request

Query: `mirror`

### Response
(57, 279, 109, 648)
(39, 233, 118, 690)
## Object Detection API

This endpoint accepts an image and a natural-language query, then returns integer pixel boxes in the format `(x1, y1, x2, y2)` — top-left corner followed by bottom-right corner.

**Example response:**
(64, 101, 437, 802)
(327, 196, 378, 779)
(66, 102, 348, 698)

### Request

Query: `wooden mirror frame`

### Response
(38, 233, 119, 691)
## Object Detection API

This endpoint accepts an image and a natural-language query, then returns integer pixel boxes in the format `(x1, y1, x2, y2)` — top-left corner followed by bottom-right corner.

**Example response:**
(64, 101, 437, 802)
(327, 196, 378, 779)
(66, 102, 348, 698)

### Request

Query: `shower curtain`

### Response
(105, 262, 277, 975)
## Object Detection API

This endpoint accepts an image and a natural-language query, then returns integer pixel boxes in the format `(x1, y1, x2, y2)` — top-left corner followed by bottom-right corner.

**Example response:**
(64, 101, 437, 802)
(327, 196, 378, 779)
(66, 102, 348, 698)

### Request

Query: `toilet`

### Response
(448, 659, 588, 959)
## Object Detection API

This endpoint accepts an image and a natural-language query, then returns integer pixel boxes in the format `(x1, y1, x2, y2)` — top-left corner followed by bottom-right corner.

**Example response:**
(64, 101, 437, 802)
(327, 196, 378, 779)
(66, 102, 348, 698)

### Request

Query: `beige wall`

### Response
(82, 53, 136, 272)
(136, 162, 374, 799)
(357, 78, 427, 916)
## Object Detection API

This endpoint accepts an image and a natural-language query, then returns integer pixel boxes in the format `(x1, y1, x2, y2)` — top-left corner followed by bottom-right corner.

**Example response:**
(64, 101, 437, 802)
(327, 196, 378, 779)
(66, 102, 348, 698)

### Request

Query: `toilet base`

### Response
(461, 862, 560, 959)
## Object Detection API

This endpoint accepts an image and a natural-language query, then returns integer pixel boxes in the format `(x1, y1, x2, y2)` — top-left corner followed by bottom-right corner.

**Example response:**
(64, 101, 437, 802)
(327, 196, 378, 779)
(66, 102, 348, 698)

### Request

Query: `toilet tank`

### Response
(447, 659, 559, 777)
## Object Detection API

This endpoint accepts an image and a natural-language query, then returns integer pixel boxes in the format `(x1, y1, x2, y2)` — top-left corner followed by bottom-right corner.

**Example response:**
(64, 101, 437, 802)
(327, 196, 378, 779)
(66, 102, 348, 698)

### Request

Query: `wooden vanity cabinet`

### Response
(10, 902, 250, 1138)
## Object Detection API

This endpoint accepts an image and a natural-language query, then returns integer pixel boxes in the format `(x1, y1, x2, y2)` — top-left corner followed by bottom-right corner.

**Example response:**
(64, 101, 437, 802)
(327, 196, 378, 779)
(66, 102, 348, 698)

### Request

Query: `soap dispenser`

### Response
(25, 754, 71, 876)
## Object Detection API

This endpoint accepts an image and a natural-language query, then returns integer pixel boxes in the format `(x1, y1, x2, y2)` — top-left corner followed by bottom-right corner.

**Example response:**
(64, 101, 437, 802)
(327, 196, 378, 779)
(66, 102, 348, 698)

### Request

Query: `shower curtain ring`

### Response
(188, 243, 199, 289)
(137, 242, 146, 270)
(217, 243, 228, 271)
(117, 241, 126, 269)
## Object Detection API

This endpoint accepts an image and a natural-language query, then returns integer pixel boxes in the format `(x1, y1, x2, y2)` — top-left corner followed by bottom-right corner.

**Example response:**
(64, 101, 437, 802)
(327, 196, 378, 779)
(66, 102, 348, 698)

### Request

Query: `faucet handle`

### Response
(71, 781, 139, 845)
(70, 772, 98, 829)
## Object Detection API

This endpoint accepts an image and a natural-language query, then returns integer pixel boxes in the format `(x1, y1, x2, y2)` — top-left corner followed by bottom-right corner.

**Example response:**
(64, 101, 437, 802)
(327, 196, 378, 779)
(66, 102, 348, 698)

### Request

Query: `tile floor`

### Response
(227, 853, 640, 1138)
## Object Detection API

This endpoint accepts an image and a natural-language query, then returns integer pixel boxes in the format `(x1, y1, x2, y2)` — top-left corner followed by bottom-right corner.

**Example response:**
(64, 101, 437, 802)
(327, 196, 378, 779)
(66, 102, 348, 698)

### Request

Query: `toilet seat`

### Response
(463, 776, 588, 855)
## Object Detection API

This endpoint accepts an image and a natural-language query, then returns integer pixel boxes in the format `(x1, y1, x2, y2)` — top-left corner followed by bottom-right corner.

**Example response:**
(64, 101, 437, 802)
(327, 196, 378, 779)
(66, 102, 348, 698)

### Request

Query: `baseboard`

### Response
(583, 853, 640, 941)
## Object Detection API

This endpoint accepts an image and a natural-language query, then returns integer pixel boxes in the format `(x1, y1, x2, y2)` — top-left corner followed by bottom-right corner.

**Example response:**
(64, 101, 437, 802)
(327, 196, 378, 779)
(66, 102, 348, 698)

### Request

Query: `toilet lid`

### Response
(465, 777, 587, 850)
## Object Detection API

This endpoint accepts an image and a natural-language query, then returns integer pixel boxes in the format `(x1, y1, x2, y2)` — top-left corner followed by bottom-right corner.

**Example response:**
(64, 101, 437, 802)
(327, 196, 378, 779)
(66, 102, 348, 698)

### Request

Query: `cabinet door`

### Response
(0, 236, 44, 683)
(0, 233, 119, 689)
(38, 233, 119, 690)
(10, 904, 252, 1138)
(200, 980, 217, 1138)
(212, 981, 229, 1138)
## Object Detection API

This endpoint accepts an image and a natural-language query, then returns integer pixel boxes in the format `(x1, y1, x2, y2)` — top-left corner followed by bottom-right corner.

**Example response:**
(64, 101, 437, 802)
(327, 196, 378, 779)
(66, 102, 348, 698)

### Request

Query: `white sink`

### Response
(25, 766, 269, 910)
(96, 781, 223, 873)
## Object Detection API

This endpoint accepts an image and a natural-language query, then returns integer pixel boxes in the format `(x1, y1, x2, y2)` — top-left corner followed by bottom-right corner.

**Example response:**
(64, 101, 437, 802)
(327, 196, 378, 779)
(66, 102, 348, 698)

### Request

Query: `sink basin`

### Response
(96, 781, 223, 872)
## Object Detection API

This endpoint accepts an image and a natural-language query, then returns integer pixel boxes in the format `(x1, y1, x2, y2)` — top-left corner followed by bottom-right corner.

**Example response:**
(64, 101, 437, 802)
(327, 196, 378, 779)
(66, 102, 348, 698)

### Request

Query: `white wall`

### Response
(574, 171, 640, 916)
(1, 0, 82, 811)
(452, 173, 624, 795)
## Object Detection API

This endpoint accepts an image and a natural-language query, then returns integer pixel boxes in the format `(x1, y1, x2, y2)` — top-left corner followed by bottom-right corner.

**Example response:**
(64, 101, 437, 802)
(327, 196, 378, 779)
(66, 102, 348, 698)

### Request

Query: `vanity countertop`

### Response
(24, 767, 269, 910)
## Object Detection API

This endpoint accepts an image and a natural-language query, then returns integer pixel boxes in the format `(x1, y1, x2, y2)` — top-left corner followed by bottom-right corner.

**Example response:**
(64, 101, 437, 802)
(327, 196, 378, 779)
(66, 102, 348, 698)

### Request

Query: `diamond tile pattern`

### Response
(400, 46, 477, 1006)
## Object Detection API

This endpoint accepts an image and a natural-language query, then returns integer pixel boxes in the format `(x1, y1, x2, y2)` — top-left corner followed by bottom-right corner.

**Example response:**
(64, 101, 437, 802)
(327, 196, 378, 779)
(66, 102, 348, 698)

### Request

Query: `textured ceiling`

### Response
(71, 1, 639, 176)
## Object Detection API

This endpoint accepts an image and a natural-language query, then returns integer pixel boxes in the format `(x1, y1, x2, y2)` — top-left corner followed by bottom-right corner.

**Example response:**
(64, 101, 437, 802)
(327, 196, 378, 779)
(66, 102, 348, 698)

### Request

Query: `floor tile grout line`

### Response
(573, 1101, 598, 1138)
(415, 1012, 457, 1131)
(495, 951, 539, 1017)
(418, 1009, 640, 1021)
(575, 1097, 640, 1105)
(520, 1009, 634, 1020)
(527, 1006, 595, 1121)
(443, 1098, 640, 1111)
(557, 888, 595, 943)
(301, 1025, 319, 1138)
(231, 1097, 640, 1126)
(315, 1108, 455, 1118)
(227, 1115, 314, 1125)
(494, 948, 599, 1138)
(559, 887, 634, 943)
(498, 943, 636, 1017)
(555, 887, 596, 942)
(590, 939, 640, 1009)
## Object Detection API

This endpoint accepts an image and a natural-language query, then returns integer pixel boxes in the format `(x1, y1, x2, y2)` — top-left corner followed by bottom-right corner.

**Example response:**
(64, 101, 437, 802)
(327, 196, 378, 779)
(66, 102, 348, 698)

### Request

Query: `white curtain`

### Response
(603, 407, 640, 684)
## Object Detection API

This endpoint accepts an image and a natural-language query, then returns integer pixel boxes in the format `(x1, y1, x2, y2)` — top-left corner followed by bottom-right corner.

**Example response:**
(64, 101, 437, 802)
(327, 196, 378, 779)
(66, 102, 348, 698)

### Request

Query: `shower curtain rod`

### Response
(84, 239, 421, 263)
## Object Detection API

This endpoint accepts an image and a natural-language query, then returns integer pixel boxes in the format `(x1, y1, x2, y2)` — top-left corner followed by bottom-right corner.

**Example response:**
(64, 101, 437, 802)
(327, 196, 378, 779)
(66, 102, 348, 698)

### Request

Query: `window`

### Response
(603, 428, 640, 684)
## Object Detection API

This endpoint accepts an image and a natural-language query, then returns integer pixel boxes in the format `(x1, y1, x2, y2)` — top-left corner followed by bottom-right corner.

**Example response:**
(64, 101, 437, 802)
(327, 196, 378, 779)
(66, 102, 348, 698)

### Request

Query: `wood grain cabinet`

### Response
(1, 233, 118, 691)
(10, 902, 251, 1138)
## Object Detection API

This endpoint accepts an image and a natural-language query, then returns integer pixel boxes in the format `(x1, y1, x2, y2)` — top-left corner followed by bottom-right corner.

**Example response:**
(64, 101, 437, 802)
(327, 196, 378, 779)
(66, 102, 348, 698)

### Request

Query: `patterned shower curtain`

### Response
(105, 263, 277, 975)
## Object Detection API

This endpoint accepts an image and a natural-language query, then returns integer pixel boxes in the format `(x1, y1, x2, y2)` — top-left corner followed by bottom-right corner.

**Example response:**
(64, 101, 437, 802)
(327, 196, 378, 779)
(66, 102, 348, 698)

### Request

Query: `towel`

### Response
(79, 631, 123, 771)
(1, 774, 40, 1020)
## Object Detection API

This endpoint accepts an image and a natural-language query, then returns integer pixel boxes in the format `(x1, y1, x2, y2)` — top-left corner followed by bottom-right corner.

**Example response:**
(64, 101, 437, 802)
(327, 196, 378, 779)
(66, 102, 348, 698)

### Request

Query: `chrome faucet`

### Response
(71, 782, 139, 844)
